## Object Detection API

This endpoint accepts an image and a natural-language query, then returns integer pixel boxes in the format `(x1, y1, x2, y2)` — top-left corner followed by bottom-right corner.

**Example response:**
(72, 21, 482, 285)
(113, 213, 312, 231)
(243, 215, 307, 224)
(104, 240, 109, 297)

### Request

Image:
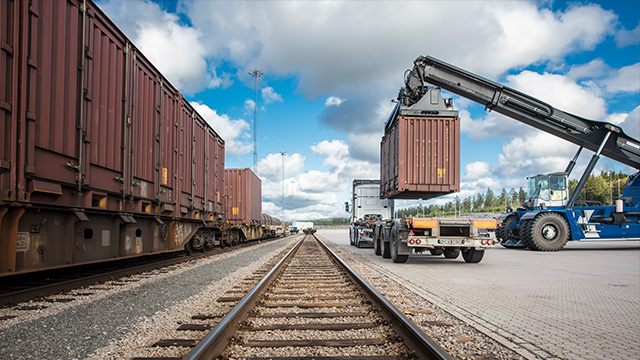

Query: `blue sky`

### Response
(96, 0, 640, 221)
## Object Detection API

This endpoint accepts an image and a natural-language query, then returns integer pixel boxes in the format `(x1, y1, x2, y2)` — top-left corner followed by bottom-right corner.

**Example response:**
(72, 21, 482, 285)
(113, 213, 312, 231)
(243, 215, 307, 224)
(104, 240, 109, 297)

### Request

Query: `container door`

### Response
(0, 0, 19, 201)
(129, 53, 159, 205)
(157, 83, 178, 209)
(24, 0, 83, 191)
(83, 3, 127, 199)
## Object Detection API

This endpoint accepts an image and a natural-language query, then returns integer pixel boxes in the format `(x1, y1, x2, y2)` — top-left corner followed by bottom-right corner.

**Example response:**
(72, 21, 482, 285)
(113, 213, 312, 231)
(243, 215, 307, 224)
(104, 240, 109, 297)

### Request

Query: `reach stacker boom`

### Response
(395, 55, 640, 251)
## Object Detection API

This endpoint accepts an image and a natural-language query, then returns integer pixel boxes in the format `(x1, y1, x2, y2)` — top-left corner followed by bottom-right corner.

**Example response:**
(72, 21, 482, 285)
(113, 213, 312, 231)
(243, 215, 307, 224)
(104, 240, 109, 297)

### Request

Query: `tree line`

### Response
(395, 172, 631, 218)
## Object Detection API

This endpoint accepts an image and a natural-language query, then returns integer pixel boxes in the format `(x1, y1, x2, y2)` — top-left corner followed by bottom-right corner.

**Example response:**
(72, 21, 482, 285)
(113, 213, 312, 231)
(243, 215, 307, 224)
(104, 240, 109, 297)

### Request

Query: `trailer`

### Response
(346, 180, 393, 248)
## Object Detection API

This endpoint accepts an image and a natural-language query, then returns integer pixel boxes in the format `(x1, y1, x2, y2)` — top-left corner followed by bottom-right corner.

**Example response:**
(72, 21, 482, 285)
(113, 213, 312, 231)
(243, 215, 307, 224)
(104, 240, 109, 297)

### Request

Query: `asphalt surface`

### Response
(318, 228, 640, 360)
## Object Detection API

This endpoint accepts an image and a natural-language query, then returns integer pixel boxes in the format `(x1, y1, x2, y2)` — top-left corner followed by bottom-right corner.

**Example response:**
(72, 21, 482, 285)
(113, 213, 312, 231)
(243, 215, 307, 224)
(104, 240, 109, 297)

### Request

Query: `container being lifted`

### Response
(376, 80, 496, 264)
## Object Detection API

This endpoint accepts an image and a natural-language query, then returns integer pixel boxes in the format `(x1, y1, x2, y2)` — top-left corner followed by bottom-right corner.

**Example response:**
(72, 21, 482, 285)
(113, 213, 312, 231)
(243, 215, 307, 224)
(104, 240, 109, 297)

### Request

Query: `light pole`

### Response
(279, 151, 286, 220)
(249, 69, 263, 172)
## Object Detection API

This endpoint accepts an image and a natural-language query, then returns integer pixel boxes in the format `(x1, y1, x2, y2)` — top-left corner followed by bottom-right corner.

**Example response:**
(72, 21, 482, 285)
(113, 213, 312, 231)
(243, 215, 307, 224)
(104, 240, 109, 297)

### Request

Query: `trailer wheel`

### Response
(527, 213, 570, 251)
(429, 248, 443, 256)
(497, 215, 519, 248)
(349, 228, 355, 246)
(381, 225, 391, 258)
(390, 226, 408, 263)
(373, 226, 382, 256)
(462, 248, 484, 263)
(443, 248, 460, 259)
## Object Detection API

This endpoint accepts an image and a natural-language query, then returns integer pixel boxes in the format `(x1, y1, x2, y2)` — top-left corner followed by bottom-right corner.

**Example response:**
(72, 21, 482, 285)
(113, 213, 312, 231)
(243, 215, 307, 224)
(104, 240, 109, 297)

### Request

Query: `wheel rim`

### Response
(541, 224, 558, 241)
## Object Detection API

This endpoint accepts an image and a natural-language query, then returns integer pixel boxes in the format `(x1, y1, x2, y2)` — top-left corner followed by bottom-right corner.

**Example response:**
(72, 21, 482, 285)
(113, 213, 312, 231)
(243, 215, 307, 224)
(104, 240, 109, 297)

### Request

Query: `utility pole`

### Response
(279, 151, 286, 220)
(249, 69, 263, 172)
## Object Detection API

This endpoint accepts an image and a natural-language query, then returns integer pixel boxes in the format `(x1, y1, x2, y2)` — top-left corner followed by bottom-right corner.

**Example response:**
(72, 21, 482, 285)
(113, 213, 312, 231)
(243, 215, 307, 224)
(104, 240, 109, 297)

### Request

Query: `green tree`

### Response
(473, 194, 484, 211)
(484, 188, 496, 209)
(518, 187, 527, 204)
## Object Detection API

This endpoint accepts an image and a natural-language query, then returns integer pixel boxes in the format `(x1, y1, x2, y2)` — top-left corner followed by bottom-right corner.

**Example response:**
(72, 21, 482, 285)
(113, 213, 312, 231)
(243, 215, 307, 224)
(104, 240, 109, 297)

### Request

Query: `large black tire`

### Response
(497, 215, 519, 248)
(349, 228, 355, 246)
(430, 248, 443, 256)
(519, 220, 534, 249)
(390, 226, 409, 263)
(527, 213, 570, 251)
(382, 238, 391, 258)
(373, 226, 382, 256)
(443, 248, 460, 259)
(462, 248, 484, 263)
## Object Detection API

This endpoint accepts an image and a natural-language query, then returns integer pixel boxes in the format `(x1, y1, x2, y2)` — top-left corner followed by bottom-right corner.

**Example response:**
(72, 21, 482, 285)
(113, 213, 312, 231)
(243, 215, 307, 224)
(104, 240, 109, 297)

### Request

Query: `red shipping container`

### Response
(225, 169, 262, 225)
(380, 115, 460, 200)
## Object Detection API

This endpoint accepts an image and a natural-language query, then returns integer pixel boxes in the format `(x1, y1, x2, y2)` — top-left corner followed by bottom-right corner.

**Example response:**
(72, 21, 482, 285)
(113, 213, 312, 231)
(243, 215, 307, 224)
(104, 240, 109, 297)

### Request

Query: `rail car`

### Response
(0, 0, 281, 277)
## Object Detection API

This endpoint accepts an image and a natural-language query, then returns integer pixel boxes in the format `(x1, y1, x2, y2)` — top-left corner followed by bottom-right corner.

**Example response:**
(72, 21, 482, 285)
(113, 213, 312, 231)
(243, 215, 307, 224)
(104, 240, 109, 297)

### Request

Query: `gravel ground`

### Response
(0, 236, 299, 360)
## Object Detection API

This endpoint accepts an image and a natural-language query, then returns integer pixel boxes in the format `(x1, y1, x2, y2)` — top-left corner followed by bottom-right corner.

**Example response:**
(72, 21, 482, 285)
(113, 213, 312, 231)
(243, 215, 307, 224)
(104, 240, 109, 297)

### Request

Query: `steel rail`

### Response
(184, 235, 452, 360)
(317, 237, 453, 360)
(183, 236, 305, 360)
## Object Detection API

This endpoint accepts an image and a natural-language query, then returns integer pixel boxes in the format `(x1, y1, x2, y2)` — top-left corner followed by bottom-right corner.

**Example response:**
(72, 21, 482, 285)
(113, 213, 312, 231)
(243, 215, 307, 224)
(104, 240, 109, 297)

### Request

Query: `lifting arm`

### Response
(401, 56, 640, 170)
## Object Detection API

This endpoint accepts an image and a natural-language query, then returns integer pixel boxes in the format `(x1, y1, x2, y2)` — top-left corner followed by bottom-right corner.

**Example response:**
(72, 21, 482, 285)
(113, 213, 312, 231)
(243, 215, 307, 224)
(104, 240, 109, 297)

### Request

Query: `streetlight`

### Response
(249, 69, 263, 172)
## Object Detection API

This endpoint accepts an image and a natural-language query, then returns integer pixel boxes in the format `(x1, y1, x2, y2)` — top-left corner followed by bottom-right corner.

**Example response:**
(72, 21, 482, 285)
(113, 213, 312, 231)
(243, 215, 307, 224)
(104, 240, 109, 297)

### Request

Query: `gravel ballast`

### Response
(0, 236, 298, 360)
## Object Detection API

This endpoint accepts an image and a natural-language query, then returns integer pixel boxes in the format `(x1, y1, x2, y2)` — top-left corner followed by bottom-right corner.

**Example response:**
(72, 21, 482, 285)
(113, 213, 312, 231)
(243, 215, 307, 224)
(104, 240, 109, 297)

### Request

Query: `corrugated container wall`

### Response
(0, 0, 225, 221)
(380, 115, 460, 200)
(225, 169, 262, 225)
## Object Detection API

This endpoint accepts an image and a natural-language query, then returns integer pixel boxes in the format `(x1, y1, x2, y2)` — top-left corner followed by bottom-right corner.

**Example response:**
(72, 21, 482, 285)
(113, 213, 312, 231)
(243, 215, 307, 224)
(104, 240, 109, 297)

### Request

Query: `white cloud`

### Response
(189, 102, 252, 155)
(601, 63, 640, 94)
(180, 1, 616, 98)
(463, 161, 492, 181)
(256, 152, 305, 181)
(325, 96, 345, 106)
(615, 22, 640, 48)
(261, 87, 283, 104)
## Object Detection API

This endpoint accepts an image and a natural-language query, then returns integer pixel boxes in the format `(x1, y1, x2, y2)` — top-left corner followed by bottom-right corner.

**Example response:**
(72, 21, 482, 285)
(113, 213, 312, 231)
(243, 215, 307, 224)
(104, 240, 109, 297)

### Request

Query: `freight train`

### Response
(0, 0, 284, 276)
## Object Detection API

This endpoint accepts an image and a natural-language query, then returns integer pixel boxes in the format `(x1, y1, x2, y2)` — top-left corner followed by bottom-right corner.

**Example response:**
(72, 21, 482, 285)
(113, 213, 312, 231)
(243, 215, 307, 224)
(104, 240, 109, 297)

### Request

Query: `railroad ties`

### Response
(180, 235, 452, 360)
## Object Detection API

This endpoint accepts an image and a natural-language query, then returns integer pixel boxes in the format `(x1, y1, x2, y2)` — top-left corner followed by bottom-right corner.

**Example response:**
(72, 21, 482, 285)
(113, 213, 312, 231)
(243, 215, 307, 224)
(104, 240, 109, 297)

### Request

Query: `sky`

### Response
(95, 0, 640, 221)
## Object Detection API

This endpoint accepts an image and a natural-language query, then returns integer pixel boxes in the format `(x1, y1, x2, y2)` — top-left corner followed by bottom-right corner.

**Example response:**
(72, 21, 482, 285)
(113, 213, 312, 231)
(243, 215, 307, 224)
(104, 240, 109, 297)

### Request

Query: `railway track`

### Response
(182, 234, 452, 360)
(0, 237, 282, 308)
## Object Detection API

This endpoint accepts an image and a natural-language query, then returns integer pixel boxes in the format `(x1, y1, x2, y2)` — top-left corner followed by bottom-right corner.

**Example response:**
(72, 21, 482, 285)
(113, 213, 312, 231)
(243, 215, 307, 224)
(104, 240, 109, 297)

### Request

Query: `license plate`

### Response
(440, 239, 463, 245)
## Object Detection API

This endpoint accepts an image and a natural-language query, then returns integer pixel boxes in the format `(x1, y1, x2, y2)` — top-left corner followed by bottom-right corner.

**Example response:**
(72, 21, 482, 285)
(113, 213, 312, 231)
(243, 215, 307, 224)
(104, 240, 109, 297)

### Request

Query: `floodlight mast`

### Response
(249, 69, 263, 172)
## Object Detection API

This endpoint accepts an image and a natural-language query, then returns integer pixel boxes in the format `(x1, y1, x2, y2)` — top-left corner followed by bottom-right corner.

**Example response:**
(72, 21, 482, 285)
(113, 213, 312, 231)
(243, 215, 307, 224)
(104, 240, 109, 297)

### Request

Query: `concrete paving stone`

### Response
(318, 229, 640, 360)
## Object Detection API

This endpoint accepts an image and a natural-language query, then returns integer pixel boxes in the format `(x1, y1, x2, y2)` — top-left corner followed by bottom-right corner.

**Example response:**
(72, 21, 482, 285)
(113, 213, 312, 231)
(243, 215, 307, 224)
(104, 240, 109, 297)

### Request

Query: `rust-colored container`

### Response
(0, 0, 227, 276)
(0, 0, 20, 202)
(225, 169, 262, 225)
(380, 115, 460, 200)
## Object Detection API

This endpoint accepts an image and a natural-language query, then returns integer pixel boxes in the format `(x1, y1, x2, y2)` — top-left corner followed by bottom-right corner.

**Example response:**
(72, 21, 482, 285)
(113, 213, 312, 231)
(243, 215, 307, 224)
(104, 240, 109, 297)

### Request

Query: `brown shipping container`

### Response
(0, 0, 229, 275)
(225, 169, 262, 225)
(0, 0, 225, 219)
(380, 115, 460, 200)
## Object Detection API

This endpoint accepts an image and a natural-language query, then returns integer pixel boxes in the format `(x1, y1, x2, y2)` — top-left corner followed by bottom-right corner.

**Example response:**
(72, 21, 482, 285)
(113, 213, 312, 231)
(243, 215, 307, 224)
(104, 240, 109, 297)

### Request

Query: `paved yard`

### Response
(318, 228, 640, 360)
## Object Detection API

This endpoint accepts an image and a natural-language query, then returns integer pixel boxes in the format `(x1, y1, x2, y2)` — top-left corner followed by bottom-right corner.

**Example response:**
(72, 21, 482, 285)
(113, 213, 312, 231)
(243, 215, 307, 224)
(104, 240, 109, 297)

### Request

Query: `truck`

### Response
(397, 55, 640, 251)
(346, 180, 394, 248)
(377, 85, 497, 263)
